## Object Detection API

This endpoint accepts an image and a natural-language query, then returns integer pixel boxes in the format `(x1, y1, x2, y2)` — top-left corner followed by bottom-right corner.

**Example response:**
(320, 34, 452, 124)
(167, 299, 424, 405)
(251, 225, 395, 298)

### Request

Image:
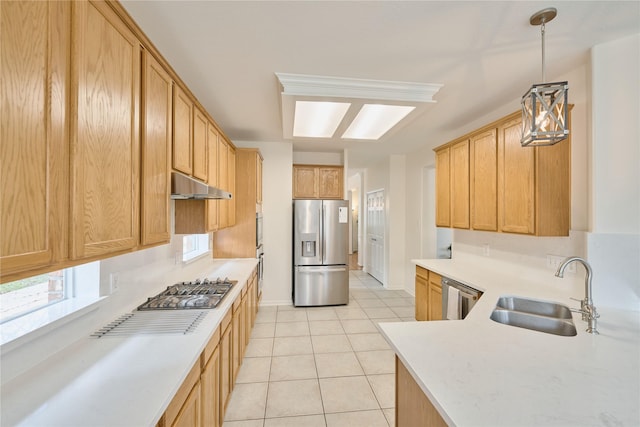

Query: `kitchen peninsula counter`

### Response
(1, 258, 258, 427)
(379, 257, 640, 427)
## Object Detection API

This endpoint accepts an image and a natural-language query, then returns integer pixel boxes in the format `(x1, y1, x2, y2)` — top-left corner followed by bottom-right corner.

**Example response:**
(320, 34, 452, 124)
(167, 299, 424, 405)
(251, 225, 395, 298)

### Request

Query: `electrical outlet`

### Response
(482, 244, 490, 257)
(547, 255, 576, 273)
(109, 273, 120, 294)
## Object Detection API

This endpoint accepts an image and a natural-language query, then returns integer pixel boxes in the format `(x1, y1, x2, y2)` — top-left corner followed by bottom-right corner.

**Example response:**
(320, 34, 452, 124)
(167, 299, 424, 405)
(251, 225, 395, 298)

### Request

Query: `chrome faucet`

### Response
(555, 256, 599, 334)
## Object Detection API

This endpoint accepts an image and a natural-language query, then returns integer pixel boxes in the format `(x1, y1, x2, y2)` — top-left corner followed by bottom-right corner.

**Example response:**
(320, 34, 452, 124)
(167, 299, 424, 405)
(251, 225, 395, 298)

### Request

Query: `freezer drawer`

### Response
(294, 265, 349, 307)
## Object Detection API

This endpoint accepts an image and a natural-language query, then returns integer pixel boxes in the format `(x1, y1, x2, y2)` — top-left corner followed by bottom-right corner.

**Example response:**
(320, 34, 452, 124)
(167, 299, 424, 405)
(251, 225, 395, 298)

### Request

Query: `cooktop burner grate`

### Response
(137, 278, 237, 311)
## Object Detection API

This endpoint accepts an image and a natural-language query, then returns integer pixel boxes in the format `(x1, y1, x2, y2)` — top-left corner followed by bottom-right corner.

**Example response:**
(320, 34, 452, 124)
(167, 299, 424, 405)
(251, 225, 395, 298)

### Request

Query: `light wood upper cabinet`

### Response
(293, 165, 343, 199)
(470, 129, 498, 231)
(192, 107, 208, 181)
(213, 149, 263, 258)
(435, 147, 450, 227)
(173, 85, 193, 175)
(140, 50, 172, 247)
(256, 155, 263, 205)
(450, 140, 470, 229)
(1, 1, 70, 280)
(228, 147, 236, 226)
(206, 123, 219, 232)
(498, 117, 535, 234)
(435, 110, 571, 237)
(293, 165, 318, 199)
(70, 0, 140, 260)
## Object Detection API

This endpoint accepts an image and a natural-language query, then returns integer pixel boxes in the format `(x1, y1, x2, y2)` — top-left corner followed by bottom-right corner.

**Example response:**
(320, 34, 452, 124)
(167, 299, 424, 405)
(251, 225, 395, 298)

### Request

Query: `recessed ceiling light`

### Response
(342, 104, 416, 140)
(293, 101, 351, 138)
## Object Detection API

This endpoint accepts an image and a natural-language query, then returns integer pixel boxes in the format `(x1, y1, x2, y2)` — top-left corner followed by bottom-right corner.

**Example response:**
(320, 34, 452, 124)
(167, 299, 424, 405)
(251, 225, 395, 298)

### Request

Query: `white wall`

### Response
(387, 155, 407, 289)
(236, 141, 294, 305)
(292, 151, 342, 165)
(587, 34, 640, 310)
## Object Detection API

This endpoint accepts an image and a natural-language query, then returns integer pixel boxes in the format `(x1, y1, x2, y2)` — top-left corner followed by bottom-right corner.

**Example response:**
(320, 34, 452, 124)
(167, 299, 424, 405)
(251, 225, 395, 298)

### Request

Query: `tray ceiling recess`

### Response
(276, 73, 443, 141)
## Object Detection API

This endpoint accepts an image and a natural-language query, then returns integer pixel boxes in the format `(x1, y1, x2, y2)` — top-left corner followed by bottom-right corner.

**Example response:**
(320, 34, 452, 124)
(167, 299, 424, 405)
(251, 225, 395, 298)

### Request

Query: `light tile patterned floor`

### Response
(223, 270, 415, 427)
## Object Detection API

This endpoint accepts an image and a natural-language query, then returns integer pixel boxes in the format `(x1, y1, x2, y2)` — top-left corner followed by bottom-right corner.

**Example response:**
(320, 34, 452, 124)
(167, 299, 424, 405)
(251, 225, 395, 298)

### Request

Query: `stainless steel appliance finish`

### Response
(137, 278, 236, 310)
(171, 171, 232, 200)
(441, 277, 482, 320)
(293, 199, 349, 306)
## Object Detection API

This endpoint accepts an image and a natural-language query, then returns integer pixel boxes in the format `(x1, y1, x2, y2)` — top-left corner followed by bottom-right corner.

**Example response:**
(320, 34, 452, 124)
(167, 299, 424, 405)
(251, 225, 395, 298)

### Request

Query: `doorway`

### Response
(366, 189, 385, 283)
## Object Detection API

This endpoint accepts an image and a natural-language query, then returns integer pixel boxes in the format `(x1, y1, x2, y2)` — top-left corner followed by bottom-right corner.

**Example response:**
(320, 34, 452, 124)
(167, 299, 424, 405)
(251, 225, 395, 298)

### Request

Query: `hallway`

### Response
(223, 271, 415, 426)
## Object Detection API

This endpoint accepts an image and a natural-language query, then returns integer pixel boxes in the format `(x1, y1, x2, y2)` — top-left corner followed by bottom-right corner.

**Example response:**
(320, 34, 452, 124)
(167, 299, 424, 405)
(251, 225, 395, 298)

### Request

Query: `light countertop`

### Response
(1, 258, 258, 427)
(379, 257, 640, 427)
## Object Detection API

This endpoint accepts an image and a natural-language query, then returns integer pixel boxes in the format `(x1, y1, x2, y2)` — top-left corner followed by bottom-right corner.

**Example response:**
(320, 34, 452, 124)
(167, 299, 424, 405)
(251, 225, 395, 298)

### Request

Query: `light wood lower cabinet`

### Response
(428, 271, 443, 321)
(415, 267, 429, 321)
(159, 268, 259, 427)
(160, 361, 201, 427)
(415, 266, 442, 321)
(219, 310, 233, 422)
(396, 356, 447, 427)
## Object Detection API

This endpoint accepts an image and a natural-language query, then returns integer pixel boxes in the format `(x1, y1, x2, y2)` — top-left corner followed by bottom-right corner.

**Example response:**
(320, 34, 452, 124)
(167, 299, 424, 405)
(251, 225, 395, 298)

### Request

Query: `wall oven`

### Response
(441, 277, 482, 320)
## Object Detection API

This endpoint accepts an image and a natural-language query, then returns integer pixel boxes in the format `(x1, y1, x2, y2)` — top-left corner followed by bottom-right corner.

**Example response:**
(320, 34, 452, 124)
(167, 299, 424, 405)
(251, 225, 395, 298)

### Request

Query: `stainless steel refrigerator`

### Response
(293, 199, 349, 306)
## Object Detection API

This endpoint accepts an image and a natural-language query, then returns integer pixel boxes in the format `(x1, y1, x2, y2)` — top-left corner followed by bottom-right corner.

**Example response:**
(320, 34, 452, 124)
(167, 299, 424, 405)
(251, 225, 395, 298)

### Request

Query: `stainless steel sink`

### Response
(490, 296, 577, 337)
(495, 296, 573, 319)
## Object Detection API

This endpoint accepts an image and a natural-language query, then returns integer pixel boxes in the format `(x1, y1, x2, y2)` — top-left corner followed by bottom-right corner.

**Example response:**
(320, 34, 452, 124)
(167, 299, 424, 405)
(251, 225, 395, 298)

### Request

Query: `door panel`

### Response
(294, 265, 349, 306)
(293, 200, 322, 266)
(366, 190, 384, 283)
(322, 200, 348, 265)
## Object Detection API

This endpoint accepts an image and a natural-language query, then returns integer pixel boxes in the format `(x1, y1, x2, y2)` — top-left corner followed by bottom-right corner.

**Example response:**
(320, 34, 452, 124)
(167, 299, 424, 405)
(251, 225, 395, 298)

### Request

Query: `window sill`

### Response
(182, 249, 212, 265)
(0, 295, 106, 353)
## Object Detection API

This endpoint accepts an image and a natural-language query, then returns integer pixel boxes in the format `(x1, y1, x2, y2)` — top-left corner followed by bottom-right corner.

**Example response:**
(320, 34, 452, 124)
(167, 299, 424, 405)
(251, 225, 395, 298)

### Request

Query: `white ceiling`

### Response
(121, 1, 639, 169)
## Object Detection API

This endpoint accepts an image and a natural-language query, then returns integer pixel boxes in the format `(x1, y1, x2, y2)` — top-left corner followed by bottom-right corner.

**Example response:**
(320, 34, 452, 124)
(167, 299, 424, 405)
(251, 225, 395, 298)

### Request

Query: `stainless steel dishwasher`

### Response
(441, 277, 482, 320)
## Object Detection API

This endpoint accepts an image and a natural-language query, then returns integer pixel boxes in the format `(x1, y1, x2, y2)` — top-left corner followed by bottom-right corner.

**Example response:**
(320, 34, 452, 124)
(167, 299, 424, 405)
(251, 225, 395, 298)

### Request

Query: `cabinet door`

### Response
(450, 140, 469, 229)
(141, 51, 172, 247)
(256, 155, 263, 205)
(172, 85, 192, 175)
(293, 165, 318, 199)
(70, 0, 140, 259)
(415, 268, 429, 321)
(171, 382, 201, 427)
(319, 167, 343, 199)
(201, 346, 220, 427)
(427, 271, 442, 321)
(470, 129, 498, 231)
(435, 148, 450, 227)
(231, 301, 242, 383)
(219, 317, 232, 422)
(228, 147, 236, 226)
(498, 117, 535, 234)
(206, 123, 219, 232)
(192, 107, 208, 181)
(218, 139, 229, 228)
(1, 1, 69, 278)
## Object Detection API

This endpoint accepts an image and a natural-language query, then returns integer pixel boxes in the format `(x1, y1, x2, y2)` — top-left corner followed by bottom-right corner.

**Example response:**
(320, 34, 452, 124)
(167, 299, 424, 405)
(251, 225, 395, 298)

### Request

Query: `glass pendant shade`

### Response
(521, 81, 569, 146)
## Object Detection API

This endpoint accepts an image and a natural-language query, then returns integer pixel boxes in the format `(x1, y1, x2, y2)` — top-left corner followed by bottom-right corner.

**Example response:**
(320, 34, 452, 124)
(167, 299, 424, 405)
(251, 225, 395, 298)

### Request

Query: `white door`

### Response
(366, 189, 385, 283)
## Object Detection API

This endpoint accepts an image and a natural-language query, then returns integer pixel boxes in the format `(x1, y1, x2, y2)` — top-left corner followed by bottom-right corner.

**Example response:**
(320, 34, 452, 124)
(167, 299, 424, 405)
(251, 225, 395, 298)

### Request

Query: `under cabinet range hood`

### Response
(171, 172, 232, 200)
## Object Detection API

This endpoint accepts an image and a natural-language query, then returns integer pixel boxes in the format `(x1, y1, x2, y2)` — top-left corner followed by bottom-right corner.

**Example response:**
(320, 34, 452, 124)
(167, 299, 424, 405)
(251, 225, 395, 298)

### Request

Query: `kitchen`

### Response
(1, 1, 639, 427)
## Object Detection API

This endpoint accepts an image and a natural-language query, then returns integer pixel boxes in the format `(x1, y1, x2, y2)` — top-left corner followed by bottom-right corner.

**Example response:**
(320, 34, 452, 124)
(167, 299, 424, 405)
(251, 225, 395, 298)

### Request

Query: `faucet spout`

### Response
(555, 256, 599, 334)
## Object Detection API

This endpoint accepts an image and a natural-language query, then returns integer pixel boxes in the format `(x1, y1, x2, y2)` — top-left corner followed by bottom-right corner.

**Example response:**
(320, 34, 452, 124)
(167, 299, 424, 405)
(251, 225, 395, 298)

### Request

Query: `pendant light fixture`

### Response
(521, 7, 569, 147)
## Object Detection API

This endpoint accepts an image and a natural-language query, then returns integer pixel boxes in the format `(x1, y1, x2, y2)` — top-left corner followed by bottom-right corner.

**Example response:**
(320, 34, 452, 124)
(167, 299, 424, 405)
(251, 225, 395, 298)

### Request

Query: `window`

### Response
(1, 270, 69, 324)
(182, 233, 211, 262)
(0, 262, 100, 346)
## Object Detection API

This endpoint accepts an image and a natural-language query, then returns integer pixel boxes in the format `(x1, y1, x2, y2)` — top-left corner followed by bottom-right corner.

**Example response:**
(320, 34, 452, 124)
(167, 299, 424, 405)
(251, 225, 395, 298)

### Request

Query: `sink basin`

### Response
(496, 296, 573, 319)
(490, 309, 577, 337)
(490, 296, 577, 337)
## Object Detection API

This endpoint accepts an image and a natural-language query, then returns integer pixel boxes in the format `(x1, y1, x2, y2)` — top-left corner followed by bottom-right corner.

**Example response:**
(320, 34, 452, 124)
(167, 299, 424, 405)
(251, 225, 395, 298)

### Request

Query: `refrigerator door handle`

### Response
(321, 205, 325, 262)
(296, 266, 347, 273)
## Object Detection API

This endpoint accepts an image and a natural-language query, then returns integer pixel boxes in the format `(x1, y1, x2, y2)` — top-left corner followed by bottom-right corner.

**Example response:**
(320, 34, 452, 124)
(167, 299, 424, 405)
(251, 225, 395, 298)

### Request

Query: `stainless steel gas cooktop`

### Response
(137, 278, 236, 310)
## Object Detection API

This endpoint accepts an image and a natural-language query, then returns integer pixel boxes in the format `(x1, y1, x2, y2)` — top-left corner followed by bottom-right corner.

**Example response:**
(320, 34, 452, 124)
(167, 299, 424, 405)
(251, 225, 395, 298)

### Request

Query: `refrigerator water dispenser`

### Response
(302, 240, 316, 257)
